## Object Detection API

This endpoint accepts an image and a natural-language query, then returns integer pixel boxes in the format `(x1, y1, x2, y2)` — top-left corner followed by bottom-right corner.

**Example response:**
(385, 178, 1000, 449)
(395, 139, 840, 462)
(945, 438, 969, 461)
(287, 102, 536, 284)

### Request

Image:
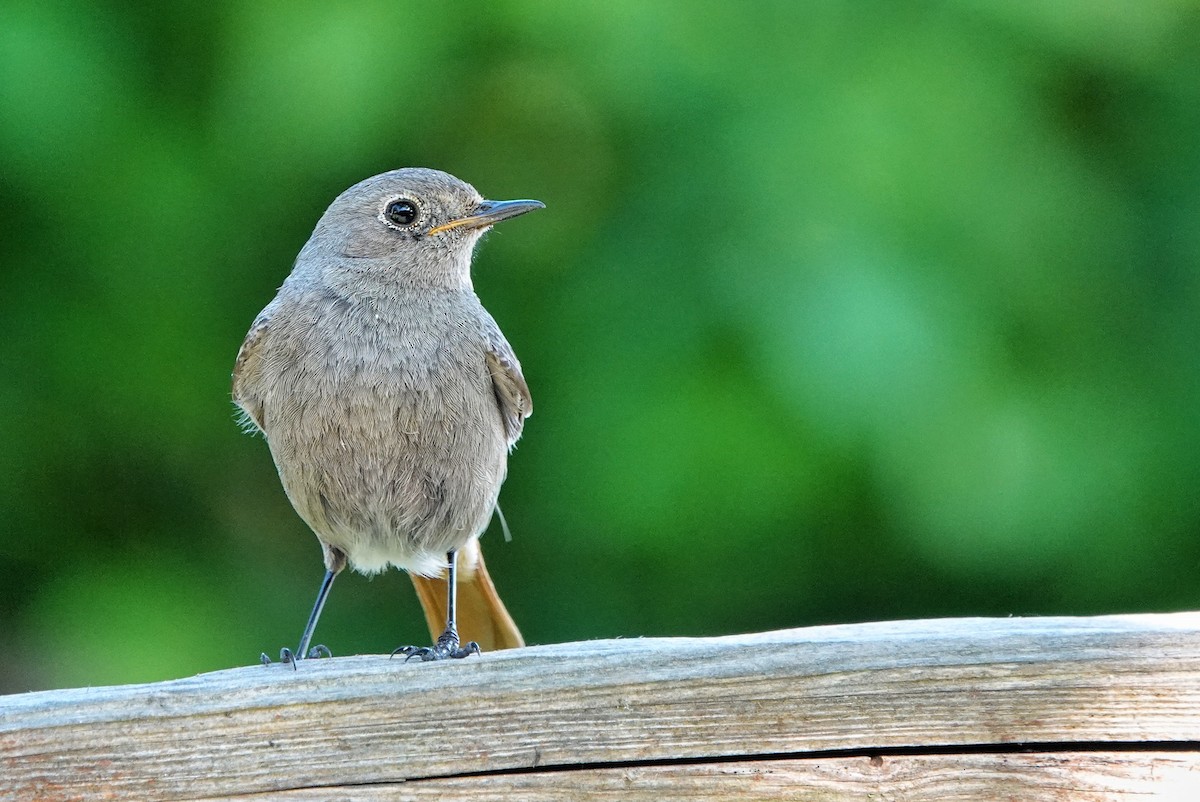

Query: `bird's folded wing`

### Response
(485, 343, 532, 447)
(232, 313, 271, 433)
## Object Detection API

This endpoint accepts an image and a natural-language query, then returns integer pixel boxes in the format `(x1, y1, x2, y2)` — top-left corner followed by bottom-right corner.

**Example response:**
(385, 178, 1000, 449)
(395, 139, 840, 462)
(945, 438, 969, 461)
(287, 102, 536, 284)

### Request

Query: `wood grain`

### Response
(3, 613, 1199, 801)
(188, 754, 1200, 801)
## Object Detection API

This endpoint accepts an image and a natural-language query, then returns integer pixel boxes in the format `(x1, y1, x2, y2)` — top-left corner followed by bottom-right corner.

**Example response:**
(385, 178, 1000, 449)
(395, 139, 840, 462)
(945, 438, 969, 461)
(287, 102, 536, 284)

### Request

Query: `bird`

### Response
(232, 167, 541, 665)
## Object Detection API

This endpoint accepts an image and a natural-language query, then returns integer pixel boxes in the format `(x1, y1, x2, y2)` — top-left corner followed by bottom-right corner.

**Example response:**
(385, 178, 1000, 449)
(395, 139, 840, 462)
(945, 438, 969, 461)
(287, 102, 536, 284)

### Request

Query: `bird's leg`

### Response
(392, 549, 481, 662)
(262, 550, 344, 669)
(432, 547, 481, 657)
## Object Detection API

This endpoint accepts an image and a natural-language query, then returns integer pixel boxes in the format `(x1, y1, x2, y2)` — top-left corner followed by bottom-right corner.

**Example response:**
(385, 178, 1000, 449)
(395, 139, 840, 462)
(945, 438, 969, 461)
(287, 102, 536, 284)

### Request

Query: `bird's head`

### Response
(304, 167, 543, 289)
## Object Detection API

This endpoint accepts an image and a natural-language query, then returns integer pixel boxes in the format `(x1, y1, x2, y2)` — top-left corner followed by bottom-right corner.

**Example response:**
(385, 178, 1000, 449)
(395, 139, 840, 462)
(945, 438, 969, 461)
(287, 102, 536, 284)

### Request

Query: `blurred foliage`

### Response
(2, 1, 1199, 693)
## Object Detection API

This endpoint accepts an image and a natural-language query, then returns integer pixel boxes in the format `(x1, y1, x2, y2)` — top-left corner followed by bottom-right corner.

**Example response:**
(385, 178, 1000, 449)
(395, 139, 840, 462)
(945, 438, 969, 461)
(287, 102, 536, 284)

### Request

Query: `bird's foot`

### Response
(390, 629, 480, 662)
(261, 644, 332, 669)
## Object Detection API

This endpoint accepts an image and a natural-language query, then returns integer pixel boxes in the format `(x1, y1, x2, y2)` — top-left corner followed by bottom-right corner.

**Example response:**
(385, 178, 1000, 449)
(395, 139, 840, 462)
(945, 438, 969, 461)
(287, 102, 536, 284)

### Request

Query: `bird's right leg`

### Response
(262, 546, 346, 669)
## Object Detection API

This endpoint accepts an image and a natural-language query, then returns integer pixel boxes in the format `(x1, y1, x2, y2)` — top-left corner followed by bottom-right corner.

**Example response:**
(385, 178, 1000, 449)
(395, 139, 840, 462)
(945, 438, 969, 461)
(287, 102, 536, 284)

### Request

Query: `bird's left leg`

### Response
(391, 549, 481, 661)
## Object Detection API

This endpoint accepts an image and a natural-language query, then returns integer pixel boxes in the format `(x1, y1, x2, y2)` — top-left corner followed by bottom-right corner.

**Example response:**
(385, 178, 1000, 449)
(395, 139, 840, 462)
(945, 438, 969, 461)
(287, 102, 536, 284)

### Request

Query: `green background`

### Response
(2, 2, 1198, 693)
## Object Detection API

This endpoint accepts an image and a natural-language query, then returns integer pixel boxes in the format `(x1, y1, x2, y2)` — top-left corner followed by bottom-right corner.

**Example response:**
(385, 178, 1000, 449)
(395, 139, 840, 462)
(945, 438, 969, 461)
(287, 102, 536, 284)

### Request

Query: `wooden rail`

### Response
(3, 613, 1199, 800)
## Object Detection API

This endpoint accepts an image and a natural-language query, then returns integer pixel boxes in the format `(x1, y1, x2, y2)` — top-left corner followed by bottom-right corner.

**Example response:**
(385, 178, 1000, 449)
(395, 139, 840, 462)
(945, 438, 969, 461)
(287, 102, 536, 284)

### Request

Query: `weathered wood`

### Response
(3, 613, 1199, 801)
(187, 754, 1200, 801)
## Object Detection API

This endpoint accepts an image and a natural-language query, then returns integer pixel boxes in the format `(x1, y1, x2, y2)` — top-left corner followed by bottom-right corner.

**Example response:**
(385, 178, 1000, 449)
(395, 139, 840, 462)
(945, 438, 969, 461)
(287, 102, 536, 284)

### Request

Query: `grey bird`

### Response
(232, 168, 541, 664)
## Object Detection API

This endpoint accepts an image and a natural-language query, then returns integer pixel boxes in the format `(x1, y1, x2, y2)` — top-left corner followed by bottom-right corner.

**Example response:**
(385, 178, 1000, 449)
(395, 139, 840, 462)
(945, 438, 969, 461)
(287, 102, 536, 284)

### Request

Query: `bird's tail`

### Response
(409, 538, 524, 651)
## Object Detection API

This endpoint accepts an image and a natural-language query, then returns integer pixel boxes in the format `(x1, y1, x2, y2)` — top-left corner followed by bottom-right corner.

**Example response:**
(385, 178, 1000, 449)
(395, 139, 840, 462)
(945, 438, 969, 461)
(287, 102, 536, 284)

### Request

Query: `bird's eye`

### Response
(385, 199, 419, 226)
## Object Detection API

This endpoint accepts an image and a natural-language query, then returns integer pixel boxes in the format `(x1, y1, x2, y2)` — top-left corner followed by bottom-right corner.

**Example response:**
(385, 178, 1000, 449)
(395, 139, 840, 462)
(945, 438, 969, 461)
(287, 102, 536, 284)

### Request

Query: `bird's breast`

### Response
(259, 288, 508, 561)
(275, 290, 499, 438)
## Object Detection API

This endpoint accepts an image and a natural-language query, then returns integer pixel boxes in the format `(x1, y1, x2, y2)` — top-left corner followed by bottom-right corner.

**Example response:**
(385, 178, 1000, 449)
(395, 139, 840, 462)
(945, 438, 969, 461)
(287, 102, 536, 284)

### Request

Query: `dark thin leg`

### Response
(295, 568, 338, 659)
(261, 567, 338, 669)
(391, 549, 480, 662)
(444, 548, 459, 640)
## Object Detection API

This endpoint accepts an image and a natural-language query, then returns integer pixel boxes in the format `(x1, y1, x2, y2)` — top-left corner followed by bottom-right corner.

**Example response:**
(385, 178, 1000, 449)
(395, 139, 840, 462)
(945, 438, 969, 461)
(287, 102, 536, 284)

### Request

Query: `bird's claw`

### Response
(261, 644, 332, 669)
(390, 633, 480, 662)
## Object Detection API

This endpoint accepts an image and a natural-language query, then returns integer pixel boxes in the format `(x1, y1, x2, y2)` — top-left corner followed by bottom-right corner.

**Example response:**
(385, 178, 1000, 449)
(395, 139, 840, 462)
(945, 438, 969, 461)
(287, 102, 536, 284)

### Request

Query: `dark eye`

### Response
(385, 199, 419, 226)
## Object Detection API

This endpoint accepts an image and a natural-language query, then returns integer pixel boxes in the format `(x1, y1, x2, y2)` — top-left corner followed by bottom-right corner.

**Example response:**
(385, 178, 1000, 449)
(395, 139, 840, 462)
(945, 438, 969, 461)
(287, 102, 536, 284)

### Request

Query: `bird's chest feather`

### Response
(264, 293, 496, 454)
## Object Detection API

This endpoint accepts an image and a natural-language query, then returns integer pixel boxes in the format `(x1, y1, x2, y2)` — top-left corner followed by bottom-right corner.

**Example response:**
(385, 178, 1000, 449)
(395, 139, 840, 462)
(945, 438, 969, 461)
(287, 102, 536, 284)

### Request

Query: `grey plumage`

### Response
(233, 168, 539, 660)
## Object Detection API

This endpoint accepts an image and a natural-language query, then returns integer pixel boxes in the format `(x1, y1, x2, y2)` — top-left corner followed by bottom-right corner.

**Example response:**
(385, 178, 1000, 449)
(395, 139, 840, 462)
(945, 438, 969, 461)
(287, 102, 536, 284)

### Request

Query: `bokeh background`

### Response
(2, 2, 1198, 694)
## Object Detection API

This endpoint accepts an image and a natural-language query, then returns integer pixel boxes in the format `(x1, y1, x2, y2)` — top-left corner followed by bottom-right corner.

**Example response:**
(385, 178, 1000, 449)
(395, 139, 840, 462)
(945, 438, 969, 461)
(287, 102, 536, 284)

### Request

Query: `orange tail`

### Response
(409, 539, 524, 651)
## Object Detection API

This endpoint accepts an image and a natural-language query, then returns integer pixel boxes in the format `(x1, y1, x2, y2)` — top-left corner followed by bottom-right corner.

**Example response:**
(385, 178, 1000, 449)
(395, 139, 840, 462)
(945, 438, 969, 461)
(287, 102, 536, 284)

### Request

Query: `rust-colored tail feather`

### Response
(409, 540, 524, 651)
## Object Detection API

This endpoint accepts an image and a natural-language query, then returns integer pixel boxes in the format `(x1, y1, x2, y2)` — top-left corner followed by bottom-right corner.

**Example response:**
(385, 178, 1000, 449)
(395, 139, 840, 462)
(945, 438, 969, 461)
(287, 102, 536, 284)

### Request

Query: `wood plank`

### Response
(187, 753, 1200, 801)
(2, 613, 1199, 801)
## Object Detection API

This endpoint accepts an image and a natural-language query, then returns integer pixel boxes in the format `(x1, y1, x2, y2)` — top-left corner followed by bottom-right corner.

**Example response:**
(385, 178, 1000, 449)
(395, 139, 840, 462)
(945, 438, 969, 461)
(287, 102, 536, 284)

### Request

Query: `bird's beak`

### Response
(427, 199, 545, 236)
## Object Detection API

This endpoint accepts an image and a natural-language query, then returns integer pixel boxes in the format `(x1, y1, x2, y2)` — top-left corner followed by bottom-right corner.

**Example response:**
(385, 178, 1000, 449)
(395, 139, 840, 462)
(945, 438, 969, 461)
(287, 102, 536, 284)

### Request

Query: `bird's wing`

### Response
(485, 339, 532, 447)
(231, 312, 271, 434)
